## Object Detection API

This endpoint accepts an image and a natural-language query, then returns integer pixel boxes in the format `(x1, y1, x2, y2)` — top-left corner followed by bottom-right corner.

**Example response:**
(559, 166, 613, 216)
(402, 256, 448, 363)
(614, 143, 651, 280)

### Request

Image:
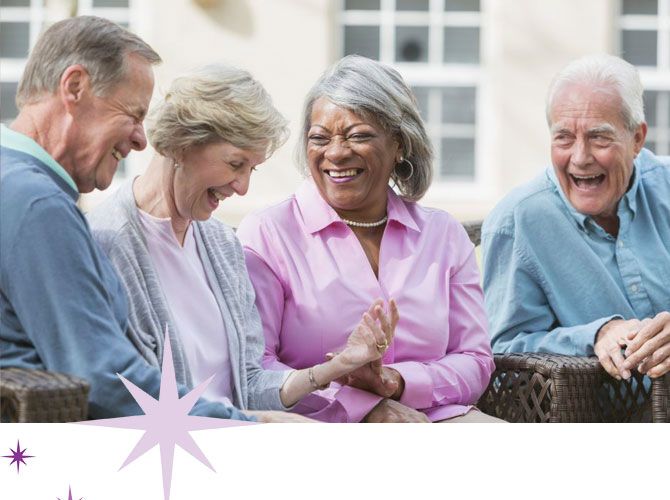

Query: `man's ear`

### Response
(59, 64, 91, 111)
(633, 122, 648, 155)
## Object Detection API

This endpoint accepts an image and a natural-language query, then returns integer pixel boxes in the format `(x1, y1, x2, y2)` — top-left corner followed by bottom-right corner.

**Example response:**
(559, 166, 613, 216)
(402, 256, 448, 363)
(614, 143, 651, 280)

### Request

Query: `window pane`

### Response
(443, 26, 479, 63)
(396, 0, 429, 11)
(396, 26, 429, 62)
(0, 0, 31, 6)
(442, 87, 476, 124)
(622, 0, 658, 15)
(1, 82, 19, 123)
(644, 90, 657, 126)
(621, 30, 657, 66)
(445, 0, 480, 12)
(441, 138, 475, 178)
(93, 0, 130, 6)
(0, 22, 30, 59)
(345, 0, 380, 10)
(412, 87, 429, 120)
(344, 25, 380, 60)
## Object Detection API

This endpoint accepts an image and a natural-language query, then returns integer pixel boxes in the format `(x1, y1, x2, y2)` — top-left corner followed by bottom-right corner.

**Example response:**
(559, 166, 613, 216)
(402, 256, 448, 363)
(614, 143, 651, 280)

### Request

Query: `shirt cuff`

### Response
(387, 361, 433, 410)
(334, 385, 384, 423)
(587, 315, 625, 355)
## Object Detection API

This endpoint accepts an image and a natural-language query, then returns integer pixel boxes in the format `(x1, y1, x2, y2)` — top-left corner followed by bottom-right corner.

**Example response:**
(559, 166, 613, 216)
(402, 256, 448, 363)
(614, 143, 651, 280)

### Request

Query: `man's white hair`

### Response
(545, 54, 645, 132)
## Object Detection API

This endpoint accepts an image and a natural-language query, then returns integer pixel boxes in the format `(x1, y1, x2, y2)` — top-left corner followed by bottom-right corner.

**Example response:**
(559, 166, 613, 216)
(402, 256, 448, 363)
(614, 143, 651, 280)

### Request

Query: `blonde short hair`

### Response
(148, 65, 289, 158)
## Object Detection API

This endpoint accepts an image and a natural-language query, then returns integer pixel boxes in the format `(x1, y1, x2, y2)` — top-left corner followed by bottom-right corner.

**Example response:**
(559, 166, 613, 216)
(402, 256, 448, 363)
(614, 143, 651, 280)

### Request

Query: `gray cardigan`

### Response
(87, 180, 288, 411)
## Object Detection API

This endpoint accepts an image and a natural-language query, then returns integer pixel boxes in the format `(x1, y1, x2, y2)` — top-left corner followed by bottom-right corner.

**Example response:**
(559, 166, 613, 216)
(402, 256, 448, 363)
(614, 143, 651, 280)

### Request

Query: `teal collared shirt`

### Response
(1, 124, 78, 193)
(482, 148, 670, 355)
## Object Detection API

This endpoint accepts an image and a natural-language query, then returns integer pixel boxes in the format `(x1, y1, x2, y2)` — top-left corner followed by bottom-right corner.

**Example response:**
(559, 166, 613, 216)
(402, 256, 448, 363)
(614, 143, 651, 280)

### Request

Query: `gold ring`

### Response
(376, 341, 388, 352)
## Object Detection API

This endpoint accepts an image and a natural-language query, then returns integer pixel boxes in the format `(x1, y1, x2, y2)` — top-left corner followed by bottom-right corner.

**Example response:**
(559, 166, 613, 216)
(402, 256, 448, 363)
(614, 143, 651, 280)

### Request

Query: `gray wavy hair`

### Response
(148, 64, 289, 158)
(16, 16, 161, 108)
(546, 54, 645, 132)
(297, 55, 433, 201)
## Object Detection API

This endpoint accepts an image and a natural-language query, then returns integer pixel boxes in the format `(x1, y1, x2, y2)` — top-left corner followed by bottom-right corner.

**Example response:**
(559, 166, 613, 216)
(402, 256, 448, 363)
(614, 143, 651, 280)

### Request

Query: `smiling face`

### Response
(169, 140, 266, 222)
(306, 97, 401, 221)
(68, 54, 154, 193)
(549, 83, 646, 230)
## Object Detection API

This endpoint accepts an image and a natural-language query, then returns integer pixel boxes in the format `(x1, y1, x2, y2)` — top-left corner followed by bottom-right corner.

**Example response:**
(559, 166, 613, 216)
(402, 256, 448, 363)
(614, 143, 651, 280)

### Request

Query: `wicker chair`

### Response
(1, 367, 89, 422)
(463, 220, 669, 423)
(1, 221, 668, 422)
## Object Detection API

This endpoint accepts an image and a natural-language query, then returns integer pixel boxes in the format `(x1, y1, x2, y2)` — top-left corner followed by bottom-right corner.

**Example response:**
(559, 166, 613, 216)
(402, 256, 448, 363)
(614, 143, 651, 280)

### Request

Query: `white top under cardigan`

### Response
(87, 179, 290, 411)
(137, 208, 234, 406)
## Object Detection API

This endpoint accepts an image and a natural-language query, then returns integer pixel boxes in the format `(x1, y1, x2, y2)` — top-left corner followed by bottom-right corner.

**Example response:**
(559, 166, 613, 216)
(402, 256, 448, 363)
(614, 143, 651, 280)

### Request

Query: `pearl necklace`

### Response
(340, 215, 388, 228)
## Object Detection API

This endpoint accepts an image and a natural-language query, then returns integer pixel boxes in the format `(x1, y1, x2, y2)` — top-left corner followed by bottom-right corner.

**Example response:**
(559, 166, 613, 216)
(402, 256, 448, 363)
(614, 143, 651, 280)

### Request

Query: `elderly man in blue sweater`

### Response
(482, 55, 670, 382)
(0, 16, 251, 421)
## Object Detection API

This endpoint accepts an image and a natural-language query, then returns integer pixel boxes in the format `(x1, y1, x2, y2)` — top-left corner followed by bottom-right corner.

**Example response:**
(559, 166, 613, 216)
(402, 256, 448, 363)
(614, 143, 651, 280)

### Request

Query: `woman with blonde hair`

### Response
(88, 65, 395, 422)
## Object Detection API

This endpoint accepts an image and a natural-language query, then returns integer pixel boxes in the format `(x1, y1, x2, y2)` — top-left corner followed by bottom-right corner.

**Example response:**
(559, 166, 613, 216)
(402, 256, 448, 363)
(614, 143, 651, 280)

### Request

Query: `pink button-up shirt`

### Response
(237, 179, 494, 422)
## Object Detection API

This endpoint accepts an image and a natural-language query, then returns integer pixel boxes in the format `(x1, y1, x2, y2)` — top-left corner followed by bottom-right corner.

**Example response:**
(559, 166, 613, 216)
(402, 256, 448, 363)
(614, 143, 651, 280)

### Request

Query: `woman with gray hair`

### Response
(237, 55, 497, 423)
(88, 64, 396, 423)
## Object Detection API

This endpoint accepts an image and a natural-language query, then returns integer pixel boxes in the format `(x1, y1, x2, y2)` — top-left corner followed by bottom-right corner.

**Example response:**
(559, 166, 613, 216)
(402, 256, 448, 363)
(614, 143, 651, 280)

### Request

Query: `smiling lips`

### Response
(570, 173, 605, 191)
(111, 148, 123, 162)
(325, 168, 363, 183)
(207, 188, 228, 208)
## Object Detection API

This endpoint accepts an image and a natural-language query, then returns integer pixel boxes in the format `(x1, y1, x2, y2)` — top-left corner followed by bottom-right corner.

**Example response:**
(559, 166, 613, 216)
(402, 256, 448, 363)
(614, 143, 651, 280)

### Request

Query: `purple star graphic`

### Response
(2, 440, 34, 473)
(82, 328, 254, 500)
(57, 485, 84, 500)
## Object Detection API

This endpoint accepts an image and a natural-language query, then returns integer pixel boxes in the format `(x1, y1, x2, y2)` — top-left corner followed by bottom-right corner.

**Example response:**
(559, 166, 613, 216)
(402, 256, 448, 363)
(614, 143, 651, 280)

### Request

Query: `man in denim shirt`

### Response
(482, 55, 670, 382)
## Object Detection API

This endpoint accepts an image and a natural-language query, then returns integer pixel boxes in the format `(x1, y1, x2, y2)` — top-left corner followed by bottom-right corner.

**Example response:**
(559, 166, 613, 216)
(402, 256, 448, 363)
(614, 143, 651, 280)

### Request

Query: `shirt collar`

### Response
(295, 177, 420, 234)
(1, 124, 78, 193)
(547, 160, 641, 231)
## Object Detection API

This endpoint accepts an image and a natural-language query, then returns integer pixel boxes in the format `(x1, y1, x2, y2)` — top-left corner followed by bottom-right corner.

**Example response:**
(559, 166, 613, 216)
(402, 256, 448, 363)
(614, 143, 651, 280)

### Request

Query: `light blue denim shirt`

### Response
(482, 148, 670, 355)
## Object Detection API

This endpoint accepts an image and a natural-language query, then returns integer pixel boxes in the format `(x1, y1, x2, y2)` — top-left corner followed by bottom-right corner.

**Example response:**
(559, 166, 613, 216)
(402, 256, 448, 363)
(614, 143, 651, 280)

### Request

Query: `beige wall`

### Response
(81, 0, 621, 225)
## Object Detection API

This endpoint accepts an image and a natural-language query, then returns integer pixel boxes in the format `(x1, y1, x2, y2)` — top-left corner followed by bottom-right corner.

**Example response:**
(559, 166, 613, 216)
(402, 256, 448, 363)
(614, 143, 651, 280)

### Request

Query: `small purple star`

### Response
(57, 485, 84, 500)
(2, 440, 34, 473)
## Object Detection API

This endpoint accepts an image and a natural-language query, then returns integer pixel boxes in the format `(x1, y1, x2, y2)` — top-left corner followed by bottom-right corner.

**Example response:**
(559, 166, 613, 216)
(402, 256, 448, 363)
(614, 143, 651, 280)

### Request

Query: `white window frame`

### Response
(618, 0, 670, 155)
(338, 0, 492, 202)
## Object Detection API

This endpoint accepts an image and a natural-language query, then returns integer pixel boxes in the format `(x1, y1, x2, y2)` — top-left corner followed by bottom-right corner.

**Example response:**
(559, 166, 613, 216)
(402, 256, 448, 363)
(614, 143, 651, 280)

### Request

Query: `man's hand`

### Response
(623, 311, 670, 378)
(594, 318, 643, 379)
(325, 355, 405, 399)
(362, 399, 429, 423)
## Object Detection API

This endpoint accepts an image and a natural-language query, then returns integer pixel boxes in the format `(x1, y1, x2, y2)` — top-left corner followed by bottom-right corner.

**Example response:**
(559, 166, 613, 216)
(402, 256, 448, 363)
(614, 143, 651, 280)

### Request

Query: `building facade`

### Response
(2, 0, 669, 224)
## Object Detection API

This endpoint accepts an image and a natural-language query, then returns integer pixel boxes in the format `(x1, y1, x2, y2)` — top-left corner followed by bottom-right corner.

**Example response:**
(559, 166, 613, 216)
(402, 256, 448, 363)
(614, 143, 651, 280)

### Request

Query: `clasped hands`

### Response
(332, 298, 404, 399)
(595, 311, 670, 380)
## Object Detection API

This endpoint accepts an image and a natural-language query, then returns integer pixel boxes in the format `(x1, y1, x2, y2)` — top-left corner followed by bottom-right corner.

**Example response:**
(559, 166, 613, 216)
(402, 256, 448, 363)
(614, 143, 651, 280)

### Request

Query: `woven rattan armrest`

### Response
(0, 367, 89, 422)
(477, 353, 668, 422)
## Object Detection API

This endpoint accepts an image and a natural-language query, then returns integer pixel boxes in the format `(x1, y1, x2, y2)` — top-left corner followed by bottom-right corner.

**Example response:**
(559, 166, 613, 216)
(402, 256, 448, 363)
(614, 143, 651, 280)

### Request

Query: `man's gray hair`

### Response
(546, 54, 645, 132)
(147, 64, 289, 158)
(16, 16, 161, 108)
(297, 55, 433, 201)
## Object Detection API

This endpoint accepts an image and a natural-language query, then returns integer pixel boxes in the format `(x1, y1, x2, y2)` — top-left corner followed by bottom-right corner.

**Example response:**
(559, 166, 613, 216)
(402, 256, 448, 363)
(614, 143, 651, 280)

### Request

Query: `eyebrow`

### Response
(549, 124, 617, 135)
(309, 122, 370, 133)
(131, 106, 148, 121)
(587, 124, 616, 135)
(550, 125, 572, 135)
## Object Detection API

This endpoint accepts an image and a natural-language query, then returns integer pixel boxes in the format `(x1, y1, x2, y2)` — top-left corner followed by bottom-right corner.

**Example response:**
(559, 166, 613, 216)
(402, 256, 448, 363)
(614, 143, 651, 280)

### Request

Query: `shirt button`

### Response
(618, 240, 624, 248)
(630, 284, 638, 293)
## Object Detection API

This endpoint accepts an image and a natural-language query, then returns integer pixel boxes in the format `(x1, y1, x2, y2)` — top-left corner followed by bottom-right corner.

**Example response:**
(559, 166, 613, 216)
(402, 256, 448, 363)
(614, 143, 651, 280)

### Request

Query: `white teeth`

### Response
(571, 174, 602, 180)
(327, 169, 359, 178)
(111, 149, 122, 161)
(209, 188, 227, 201)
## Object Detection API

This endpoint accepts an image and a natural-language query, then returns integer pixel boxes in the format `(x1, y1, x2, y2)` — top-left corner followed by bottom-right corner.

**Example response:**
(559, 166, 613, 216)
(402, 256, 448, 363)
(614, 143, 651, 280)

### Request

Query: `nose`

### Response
(323, 136, 352, 164)
(231, 167, 252, 196)
(130, 123, 148, 151)
(571, 137, 593, 169)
